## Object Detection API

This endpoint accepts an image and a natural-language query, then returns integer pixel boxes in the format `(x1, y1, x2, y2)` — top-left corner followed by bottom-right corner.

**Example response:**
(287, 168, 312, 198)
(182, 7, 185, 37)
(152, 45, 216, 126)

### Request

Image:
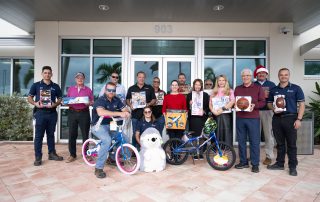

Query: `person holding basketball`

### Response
(234, 68, 265, 173)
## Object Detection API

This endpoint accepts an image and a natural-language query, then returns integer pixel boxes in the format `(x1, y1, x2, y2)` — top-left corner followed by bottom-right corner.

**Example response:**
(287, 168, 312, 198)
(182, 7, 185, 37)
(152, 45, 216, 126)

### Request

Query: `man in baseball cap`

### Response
(254, 65, 276, 166)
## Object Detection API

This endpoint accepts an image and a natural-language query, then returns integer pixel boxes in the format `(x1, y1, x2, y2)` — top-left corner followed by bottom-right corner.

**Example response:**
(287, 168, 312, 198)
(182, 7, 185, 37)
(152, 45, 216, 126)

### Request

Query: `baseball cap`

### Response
(75, 72, 85, 78)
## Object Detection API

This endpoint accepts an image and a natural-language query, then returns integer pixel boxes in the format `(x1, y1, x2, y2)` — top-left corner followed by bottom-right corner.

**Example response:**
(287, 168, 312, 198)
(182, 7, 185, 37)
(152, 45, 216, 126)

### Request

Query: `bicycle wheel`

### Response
(206, 141, 236, 171)
(82, 138, 100, 167)
(163, 138, 189, 165)
(115, 144, 140, 175)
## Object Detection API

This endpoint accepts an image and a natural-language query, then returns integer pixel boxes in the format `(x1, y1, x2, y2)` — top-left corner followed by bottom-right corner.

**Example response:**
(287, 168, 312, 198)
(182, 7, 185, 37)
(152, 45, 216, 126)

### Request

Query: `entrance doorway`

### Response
(129, 57, 195, 92)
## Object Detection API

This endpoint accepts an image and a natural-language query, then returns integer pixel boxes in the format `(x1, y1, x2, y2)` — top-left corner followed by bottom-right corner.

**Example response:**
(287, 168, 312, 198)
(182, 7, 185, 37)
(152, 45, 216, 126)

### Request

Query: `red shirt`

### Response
(234, 83, 265, 118)
(162, 93, 187, 114)
(67, 85, 94, 110)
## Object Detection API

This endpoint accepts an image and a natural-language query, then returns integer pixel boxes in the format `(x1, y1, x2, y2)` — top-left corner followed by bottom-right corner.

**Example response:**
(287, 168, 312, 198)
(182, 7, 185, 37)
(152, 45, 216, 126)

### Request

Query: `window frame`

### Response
(304, 60, 320, 78)
(0, 57, 34, 97)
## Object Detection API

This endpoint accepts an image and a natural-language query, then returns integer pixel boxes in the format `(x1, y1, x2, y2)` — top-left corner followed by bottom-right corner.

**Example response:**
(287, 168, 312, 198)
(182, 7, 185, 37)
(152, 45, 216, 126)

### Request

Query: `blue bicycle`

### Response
(82, 117, 140, 175)
(163, 117, 236, 171)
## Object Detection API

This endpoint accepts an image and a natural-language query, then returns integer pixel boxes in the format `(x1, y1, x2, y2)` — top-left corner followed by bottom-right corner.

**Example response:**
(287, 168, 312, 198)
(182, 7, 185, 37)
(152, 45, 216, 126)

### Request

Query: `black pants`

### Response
(215, 113, 233, 146)
(68, 110, 90, 157)
(272, 115, 298, 169)
(167, 129, 184, 139)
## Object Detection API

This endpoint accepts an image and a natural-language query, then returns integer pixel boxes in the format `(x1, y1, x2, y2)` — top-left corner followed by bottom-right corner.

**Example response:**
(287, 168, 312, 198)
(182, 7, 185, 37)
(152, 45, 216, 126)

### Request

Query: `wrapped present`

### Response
(63, 96, 89, 105)
(165, 109, 187, 130)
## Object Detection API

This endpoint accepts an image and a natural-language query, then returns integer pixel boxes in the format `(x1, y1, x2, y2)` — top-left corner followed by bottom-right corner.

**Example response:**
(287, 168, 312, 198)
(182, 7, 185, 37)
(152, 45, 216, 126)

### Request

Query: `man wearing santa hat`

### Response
(254, 65, 276, 165)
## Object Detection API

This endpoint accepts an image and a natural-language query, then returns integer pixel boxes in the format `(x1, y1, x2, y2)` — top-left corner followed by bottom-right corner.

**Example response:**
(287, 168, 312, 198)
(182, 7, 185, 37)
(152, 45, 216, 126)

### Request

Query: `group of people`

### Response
(27, 64, 304, 179)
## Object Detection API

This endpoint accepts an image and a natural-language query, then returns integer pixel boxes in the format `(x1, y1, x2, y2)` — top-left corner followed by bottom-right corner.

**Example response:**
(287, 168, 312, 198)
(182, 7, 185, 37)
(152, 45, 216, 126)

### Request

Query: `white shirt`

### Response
(99, 83, 126, 104)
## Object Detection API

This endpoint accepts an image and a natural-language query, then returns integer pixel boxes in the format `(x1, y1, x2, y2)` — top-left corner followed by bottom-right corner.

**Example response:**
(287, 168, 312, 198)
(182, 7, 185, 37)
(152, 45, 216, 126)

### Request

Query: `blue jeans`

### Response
(131, 118, 139, 148)
(92, 125, 117, 169)
(156, 115, 165, 136)
(236, 118, 260, 166)
(34, 110, 57, 158)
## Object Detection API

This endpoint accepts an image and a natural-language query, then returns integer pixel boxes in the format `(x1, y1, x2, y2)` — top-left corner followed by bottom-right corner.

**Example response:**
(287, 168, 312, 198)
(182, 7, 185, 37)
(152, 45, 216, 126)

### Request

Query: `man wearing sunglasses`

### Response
(99, 72, 126, 104)
(92, 82, 130, 178)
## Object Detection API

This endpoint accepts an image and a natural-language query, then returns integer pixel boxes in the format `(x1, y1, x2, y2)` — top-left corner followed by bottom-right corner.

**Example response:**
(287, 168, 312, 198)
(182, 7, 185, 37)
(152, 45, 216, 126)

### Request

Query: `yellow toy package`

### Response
(165, 109, 187, 130)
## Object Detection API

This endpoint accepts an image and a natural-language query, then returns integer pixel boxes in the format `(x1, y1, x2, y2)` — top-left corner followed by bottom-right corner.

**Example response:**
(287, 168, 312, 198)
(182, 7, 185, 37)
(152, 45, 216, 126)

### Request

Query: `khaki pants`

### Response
(260, 110, 275, 159)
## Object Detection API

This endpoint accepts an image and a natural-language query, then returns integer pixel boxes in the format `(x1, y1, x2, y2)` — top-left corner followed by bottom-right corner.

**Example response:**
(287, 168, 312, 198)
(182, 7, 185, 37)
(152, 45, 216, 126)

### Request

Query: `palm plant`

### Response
(306, 81, 320, 144)
(96, 62, 122, 83)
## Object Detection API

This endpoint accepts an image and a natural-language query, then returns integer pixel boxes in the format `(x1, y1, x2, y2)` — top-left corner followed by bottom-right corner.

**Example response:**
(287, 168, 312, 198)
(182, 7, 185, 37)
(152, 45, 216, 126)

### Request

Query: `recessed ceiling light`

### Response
(98, 4, 110, 11)
(213, 5, 224, 11)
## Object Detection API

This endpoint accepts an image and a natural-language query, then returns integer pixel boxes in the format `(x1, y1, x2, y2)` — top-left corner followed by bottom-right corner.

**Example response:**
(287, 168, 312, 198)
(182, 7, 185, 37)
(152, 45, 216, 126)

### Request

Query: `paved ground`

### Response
(0, 143, 320, 202)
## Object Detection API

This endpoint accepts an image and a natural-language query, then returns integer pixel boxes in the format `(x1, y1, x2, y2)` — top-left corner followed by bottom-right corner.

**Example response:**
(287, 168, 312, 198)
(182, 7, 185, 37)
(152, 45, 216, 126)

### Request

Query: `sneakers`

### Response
(289, 168, 298, 176)
(48, 152, 64, 161)
(267, 163, 284, 170)
(65, 156, 76, 163)
(252, 165, 259, 173)
(263, 157, 272, 165)
(234, 163, 249, 169)
(34, 156, 42, 166)
(95, 168, 106, 178)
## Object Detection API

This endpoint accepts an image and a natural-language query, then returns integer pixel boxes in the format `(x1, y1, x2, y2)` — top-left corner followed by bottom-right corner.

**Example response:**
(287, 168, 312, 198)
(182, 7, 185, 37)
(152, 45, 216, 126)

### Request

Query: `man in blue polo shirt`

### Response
(254, 65, 276, 165)
(28, 66, 63, 166)
(92, 82, 130, 178)
(267, 68, 305, 176)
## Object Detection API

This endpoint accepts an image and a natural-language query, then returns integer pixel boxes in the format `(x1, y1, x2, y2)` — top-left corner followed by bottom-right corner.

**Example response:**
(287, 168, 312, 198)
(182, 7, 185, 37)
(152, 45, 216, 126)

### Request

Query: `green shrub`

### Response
(0, 94, 33, 141)
(306, 82, 320, 144)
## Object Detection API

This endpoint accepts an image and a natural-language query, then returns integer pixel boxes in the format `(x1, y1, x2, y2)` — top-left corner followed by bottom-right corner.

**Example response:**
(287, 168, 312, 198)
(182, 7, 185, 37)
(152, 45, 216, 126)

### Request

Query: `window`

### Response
(0, 58, 34, 96)
(305, 60, 320, 77)
(132, 39, 195, 55)
(0, 59, 11, 95)
(93, 57, 122, 99)
(60, 38, 123, 140)
(93, 39, 122, 54)
(204, 40, 267, 87)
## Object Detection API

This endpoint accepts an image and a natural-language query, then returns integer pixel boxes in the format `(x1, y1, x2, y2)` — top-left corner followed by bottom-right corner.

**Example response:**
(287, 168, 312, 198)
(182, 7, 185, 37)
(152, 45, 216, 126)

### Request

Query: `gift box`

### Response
(63, 96, 89, 105)
(165, 109, 187, 130)
(235, 96, 252, 112)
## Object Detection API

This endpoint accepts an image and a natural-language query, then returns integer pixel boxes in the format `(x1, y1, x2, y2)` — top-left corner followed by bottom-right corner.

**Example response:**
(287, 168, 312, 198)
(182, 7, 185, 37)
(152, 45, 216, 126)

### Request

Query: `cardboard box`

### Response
(165, 109, 187, 130)
(63, 96, 89, 105)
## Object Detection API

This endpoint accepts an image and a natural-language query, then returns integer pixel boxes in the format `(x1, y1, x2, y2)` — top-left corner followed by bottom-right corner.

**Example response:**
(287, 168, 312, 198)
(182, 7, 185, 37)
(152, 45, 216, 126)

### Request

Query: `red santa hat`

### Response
(253, 65, 269, 78)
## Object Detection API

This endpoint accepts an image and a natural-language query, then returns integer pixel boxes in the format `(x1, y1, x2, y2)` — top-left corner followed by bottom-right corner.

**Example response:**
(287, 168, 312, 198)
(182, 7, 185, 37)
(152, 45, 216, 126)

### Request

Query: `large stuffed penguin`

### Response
(139, 128, 166, 172)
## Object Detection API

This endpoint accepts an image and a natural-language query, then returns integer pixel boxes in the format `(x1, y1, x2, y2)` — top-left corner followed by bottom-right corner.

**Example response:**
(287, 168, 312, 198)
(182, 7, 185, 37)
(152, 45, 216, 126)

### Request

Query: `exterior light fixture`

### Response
(213, 5, 224, 11)
(98, 4, 110, 11)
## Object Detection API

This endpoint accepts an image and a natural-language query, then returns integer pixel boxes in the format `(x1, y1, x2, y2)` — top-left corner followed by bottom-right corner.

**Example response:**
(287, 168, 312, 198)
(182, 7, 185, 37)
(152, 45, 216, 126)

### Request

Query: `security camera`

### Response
(280, 27, 291, 35)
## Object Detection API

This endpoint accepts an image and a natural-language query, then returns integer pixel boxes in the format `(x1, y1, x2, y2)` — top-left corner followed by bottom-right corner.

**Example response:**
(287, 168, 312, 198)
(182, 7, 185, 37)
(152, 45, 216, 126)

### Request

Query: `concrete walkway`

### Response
(0, 143, 319, 202)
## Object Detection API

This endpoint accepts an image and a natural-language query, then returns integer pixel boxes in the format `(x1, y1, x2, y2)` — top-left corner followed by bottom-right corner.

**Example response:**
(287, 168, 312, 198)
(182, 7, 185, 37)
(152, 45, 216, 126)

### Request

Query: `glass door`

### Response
(130, 57, 195, 93)
(163, 58, 195, 92)
(129, 57, 162, 87)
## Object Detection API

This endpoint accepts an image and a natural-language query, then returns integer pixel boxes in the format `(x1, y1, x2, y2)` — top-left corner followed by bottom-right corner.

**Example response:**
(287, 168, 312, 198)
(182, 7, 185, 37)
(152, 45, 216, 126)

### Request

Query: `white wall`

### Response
(293, 25, 320, 103)
(34, 21, 293, 82)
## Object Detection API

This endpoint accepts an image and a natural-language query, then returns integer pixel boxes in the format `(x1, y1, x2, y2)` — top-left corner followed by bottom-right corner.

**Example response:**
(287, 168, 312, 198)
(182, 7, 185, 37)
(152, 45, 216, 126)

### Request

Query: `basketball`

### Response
(236, 97, 250, 110)
(276, 97, 286, 109)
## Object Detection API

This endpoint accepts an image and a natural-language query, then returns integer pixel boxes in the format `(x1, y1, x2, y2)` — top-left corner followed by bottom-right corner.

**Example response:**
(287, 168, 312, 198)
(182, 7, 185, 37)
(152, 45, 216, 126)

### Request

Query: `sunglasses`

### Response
(106, 88, 116, 93)
(205, 83, 213, 86)
(111, 75, 119, 79)
(153, 81, 160, 83)
(144, 111, 152, 114)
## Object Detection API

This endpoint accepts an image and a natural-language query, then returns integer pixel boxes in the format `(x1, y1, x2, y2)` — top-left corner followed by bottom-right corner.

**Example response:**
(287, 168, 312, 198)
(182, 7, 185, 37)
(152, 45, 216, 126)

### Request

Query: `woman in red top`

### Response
(162, 80, 187, 139)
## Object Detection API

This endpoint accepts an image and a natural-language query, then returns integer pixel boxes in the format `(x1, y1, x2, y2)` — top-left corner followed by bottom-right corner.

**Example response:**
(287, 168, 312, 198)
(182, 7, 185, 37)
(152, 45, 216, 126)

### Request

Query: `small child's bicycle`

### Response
(163, 117, 236, 171)
(82, 116, 140, 175)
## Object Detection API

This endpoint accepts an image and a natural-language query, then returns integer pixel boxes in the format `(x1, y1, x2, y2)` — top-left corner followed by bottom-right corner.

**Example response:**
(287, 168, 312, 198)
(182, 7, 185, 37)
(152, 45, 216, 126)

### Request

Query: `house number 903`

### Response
(154, 25, 173, 33)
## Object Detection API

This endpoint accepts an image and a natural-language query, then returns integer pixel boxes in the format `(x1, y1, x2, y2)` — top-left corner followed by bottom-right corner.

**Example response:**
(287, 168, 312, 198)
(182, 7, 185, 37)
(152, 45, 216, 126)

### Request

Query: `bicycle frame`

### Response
(173, 131, 223, 157)
(87, 117, 131, 160)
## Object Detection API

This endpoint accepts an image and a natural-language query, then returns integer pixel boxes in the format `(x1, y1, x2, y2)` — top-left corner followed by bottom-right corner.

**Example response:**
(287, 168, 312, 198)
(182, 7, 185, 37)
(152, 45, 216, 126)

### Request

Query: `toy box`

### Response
(165, 109, 187, 130)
